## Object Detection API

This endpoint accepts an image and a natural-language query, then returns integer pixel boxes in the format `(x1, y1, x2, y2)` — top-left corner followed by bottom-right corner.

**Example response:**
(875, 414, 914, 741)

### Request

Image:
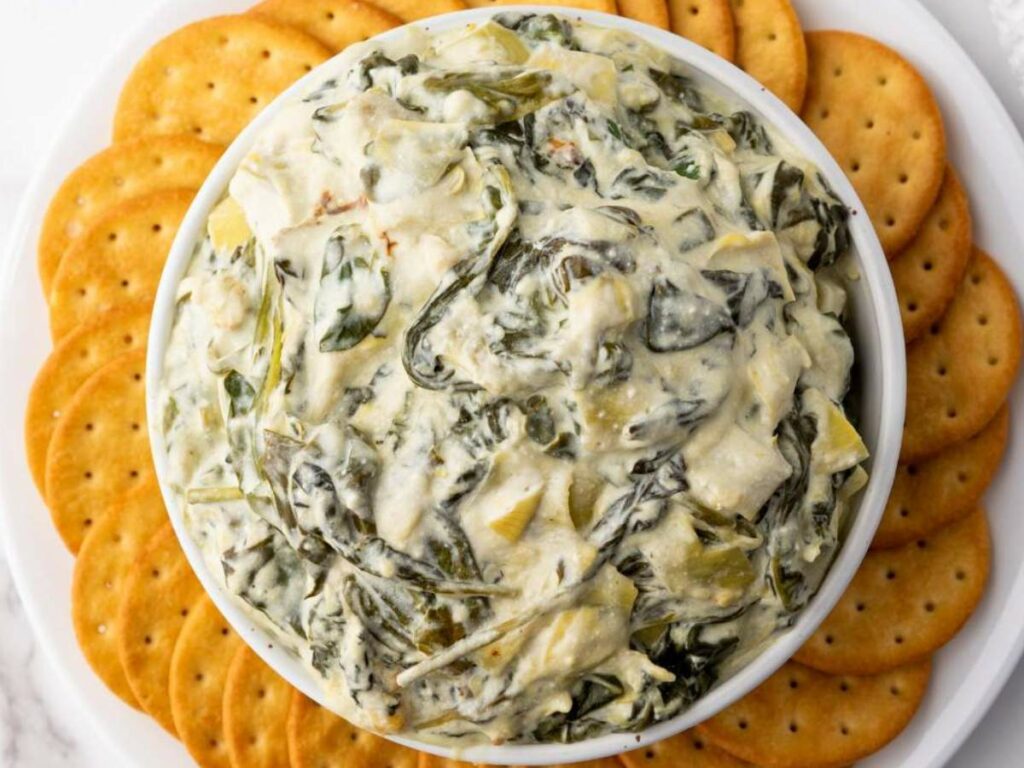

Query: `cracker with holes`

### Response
(876, 407, 1007, 549)
(619, 0, 671, 30)
(891, 166, 972, 342)
(44, 348, 152, 552)
(48, 190, 193, 340)
(287, 691, 420, 768)
(796, 510, 990, 675)
(37, 136, 221, 295)
(696, 659, 931, 768)
(668, 0, 736, 61)
(365, 0, 466, 21)
(467, 0, 616, 13)
(802, 31, 946, 257)
(117, 523, 205, 734)
(113, 15, 331, 146)
(418, 755, 489, 768)
(25, 301, 150, 494)
(250, 0, 401, 53)
(71, 481, 168, 709)
(170, 595, 243, 768)
(223, 646, 294, 768)
(729, 0, 806, 112)
(621, 730, 751, 767)
(902, 247, 1022, 462)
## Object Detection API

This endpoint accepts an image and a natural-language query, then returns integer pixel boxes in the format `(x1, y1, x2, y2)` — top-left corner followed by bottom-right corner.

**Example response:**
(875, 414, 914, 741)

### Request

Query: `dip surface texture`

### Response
(159, 13, 868, 745)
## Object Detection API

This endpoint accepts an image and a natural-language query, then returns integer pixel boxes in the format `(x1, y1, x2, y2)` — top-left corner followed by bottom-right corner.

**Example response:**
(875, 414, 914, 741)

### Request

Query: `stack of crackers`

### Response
(22, 0, 1021, 766)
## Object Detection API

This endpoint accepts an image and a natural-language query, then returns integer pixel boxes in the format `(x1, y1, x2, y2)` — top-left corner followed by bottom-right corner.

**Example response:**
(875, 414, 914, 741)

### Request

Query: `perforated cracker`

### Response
(223, 646, 295, 768)
(668, 0, 736, 62)
(796, 510, 989, 675)
(251, 0, 401, 53)
(25, 301, 150, 494)
(44, 348, 153, 552)
(370, 0, 466, 20)
(621, 729, 752, 767)
(891, 166, 972, 343)
(117, 523, 205, 734)
(48, 189, 193, 340)
(729, 0, 806, 112)
(287, 691, 420, 768)
(617, 0, 671, 30)
(37, 135, 221, 294)
(902, 247, 1021, 462)
(466, 0, 616, 13)
(696, 660, 931, 768)
(876, 406, 1007, 549)
(71, 481, 168, 709)
(170, 595, 243, 768)
(802, 31, 946, 256)
(113, 15, 331, 146)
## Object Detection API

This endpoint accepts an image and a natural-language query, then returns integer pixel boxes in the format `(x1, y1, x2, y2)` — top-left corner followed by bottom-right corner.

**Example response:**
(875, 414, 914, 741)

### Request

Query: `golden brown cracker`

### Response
(368, 0, 466, 21)
(891, 166, 972, 343)
(796, 510, 990, 676)
(618, 0, 671, 29)
(621, 730, 752, 767)
(37, 135, 221, 295)
(466, 0, 616, 12)
(668, 0, 736, 62)
(802, 31, 946, 257)
(71, 481, 168, 709)
(25, 301, 150, 495)
(876, 406, 1007, 549)
(250, 0, 401, 53)
(696, 659, 931, 768)
(118, 523, 205, 735)
(287, 691, 420, 768)
(418, 755, 486, 768)
(223, 646, 295, 768)
(170, 595, 243, 768)
(113, 15, 331, 146)
(44, 348, 153, 552)
(48, 189, 193, 341)
(902, 247, 1022, 462)
(729, 0, 807, 112)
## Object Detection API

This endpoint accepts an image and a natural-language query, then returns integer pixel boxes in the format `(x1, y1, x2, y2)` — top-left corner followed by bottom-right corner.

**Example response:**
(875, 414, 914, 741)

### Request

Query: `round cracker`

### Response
(891, 166, 972, 343)
(170, 595, 243, 768)
(48, 189, 193, 341)
(617, 0, 671, 30)
(223, 646, 295, 768)
(44, 348, 153, 552)
(117, 523, 205, 735)
(466, 0, 616, 13)
(696, 659, 931, 768)
(250, 0, 401, 53)
(621, 729, 751, 768)
(729, 0, 807, 112)
(801, 31, 946, 257)
(668, 0, 736, 62)
(37, 135, 221, 295)
(286, 691, 420, 768)
(796, 510, 989, 675)
(901, 247, 1022, 462)
(418, 755, 487, 768)
(24, 301, 150, 495)
(875, 406, 1007, 549)
(71, 481, 168, 709)
(367, 0, 466, 21)
(113, 15, 331, 146)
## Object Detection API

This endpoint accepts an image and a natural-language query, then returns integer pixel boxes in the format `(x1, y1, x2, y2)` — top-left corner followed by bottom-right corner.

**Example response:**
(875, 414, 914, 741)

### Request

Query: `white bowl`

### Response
(146, 7, 906, 764)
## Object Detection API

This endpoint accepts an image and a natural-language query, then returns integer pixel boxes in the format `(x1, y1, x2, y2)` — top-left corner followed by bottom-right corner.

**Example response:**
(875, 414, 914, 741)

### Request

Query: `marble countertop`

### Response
(2, 1, 1023, 765)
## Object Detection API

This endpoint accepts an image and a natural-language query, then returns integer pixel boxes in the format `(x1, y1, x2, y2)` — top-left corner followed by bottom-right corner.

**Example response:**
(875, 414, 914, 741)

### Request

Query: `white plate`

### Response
(1, 0, 1021, 765)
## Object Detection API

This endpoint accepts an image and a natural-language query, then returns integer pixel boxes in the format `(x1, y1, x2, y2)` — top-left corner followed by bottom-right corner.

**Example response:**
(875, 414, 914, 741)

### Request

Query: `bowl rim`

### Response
(146, 7, 906, 763)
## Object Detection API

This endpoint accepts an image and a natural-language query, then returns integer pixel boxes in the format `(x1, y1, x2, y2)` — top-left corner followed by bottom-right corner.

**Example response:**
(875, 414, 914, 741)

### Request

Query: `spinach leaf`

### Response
(645, 277, 734, 352)
(675, 208, 715, 251)
(315, 229, 390, 353)
(224, 370, 256, 417)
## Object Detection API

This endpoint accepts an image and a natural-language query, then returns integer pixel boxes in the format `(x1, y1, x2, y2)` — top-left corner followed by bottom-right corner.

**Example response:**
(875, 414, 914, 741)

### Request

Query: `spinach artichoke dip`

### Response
(159, 13, 870, 746)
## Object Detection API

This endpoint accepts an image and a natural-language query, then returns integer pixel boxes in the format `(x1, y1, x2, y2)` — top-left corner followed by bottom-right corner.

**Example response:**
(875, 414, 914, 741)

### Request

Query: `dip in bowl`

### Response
(148, 8, 904, 764)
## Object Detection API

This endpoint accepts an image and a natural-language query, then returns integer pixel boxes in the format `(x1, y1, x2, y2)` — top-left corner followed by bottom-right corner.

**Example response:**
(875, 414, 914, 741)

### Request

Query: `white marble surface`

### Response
(1, 1, 1022, 766)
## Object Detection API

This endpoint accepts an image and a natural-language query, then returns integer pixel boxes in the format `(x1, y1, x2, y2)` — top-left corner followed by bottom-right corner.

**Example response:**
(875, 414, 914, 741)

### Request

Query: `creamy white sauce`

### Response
(159, 13, 868, 745)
